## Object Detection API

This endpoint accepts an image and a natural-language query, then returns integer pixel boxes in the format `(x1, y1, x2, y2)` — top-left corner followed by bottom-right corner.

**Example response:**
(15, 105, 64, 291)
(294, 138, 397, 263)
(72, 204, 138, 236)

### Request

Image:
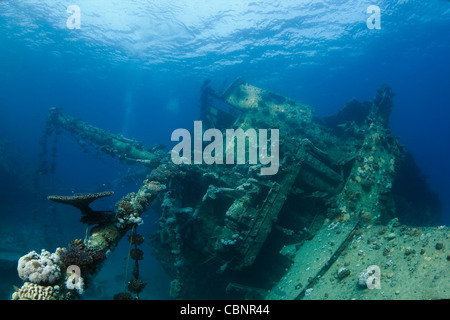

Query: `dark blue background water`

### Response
(1, 0, 449, 299)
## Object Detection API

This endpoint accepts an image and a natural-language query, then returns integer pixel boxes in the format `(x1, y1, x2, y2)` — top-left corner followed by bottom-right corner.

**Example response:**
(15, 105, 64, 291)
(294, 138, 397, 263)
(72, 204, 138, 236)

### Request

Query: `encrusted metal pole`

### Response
(45, 107, 164, 167)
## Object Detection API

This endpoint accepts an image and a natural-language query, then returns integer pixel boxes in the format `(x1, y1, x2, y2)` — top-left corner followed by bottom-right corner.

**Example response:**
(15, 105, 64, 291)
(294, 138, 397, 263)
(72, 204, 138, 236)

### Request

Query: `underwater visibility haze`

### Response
(0, 0, 449, 301)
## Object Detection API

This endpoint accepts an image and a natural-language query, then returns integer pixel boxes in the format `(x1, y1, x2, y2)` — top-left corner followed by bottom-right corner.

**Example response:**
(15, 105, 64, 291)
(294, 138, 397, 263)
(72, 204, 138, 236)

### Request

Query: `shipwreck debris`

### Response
(14, 78, 446, 300)
(44, 107, 165, 168)
(48, 191, 114, 225)
(47, 191, 114, 215)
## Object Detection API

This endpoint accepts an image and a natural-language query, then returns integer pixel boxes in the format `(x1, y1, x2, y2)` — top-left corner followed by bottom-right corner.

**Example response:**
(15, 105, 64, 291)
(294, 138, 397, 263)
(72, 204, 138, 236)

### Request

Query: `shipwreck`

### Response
(12, 79, 447, 300)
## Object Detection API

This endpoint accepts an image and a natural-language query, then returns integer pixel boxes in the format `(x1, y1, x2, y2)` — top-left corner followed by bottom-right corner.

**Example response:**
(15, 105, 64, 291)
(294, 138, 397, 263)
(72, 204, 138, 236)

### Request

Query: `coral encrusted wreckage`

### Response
(13, 79, 448, 300)
(48, 191, 114, 225)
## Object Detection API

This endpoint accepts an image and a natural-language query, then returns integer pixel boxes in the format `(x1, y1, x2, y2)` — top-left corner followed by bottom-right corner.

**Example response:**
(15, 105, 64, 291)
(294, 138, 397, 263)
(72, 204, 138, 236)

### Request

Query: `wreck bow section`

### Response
(149, 79, 406, 299)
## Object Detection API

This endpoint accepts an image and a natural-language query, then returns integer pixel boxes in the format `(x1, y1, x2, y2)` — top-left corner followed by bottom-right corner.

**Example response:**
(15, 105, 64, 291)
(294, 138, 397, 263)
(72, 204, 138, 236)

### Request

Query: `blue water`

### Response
(1, 0, 449, 299)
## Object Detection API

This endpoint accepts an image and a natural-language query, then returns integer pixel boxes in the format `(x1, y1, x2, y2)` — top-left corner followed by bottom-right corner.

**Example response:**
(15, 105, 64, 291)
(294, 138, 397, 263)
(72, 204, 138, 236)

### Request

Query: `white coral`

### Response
(17, 248, 62, 285)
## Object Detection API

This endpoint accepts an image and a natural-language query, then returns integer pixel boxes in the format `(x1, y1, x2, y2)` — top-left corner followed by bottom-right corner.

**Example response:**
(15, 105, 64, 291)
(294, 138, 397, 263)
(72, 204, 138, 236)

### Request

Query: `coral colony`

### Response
(170, 121, 279, 176)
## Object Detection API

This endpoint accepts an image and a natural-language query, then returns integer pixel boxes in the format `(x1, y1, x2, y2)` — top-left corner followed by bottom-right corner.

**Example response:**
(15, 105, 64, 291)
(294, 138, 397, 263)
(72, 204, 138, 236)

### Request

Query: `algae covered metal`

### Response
(13, 79, 446, 300)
